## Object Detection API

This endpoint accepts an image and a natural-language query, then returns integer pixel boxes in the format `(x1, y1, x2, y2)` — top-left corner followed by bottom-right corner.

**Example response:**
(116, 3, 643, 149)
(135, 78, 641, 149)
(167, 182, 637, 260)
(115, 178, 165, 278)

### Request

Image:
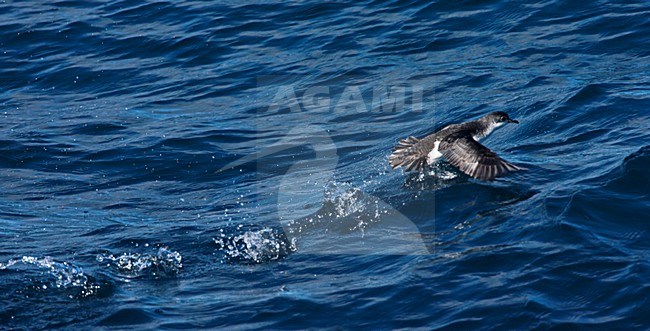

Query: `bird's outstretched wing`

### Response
(439, 133, 521, 181)
(388, 135, 436, 172)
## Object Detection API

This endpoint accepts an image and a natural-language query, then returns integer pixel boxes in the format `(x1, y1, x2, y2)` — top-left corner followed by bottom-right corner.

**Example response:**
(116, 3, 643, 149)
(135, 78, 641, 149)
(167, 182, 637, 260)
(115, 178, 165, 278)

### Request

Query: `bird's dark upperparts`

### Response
(389, 111, 523, 181)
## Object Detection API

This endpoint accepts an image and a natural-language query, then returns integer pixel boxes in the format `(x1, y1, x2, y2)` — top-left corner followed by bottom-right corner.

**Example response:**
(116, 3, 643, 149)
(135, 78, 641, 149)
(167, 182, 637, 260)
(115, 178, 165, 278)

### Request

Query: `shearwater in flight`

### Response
(389, 111, 523, 181)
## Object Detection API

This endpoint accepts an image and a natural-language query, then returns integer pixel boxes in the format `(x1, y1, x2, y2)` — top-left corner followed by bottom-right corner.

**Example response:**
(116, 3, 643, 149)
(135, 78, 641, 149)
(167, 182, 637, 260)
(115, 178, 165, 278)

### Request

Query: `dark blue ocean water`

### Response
(1, 0, 649, 329)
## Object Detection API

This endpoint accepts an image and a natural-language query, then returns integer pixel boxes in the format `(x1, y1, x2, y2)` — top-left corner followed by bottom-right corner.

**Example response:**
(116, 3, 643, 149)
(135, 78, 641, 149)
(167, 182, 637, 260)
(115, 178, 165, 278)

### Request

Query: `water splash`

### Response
(323, 184, 368, 218)
(96, 247, 182, 278)
(285, 182, 390, 236)
(402, 163, 461, 191)
(214, 228, 296, 264)
(0, 256, 104, 298)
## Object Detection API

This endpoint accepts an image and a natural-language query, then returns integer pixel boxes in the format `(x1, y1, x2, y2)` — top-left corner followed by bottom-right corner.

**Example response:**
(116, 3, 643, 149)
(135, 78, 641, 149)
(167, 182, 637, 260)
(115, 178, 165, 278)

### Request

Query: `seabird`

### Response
(389, 111, 523, 181)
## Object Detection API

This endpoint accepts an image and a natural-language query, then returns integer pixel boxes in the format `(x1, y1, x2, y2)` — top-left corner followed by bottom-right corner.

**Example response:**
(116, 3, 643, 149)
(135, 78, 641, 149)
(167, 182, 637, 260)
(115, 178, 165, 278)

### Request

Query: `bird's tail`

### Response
(389, 136, 427, 172)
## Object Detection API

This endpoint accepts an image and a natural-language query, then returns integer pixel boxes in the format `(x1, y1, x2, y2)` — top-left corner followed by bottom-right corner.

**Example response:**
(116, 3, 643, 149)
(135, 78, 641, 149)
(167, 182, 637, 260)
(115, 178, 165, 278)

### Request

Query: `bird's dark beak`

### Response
(508, 119, 519, 124)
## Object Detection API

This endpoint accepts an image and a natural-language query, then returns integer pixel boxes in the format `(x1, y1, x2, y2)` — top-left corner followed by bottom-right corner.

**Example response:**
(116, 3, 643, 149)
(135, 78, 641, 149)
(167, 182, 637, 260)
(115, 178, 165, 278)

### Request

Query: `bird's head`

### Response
(486, 111, 519, 125)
